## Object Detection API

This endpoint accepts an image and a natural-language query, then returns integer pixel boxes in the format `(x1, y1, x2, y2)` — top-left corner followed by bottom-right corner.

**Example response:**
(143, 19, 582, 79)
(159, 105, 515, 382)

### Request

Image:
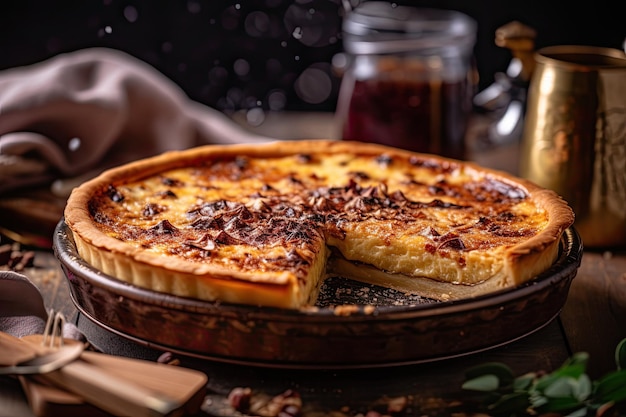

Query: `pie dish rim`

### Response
(54, 220, 583, 368)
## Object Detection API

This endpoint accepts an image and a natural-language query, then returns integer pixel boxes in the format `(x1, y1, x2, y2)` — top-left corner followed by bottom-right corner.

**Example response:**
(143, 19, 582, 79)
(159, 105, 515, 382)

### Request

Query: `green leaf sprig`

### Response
(462, 338, 626, 416)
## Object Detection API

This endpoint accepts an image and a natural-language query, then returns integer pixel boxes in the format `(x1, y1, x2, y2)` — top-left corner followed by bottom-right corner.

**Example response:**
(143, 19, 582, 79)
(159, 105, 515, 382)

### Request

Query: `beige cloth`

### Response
(0, 48, 269, 195)
(0, 49, 272, 343)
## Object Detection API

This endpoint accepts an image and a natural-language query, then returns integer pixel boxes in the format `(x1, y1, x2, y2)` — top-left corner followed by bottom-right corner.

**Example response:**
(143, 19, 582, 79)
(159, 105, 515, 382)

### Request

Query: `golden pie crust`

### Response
(64, 140, 575, 309)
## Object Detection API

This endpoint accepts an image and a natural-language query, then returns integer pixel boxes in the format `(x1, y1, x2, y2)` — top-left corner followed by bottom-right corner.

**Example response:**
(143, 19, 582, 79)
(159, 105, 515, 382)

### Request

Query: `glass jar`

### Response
(336, 2, 477, 160)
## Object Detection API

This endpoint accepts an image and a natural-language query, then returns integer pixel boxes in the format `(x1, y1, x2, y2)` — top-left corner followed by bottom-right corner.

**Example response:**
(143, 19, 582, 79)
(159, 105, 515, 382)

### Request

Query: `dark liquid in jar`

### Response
(341, 78, 470, 160)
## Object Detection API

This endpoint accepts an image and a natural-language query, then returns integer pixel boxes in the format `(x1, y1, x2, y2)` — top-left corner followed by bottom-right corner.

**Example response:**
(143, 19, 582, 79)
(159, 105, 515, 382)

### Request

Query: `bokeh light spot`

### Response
(68, 137, 81, 152)
(162, 42, 173, 53)
(267, 90, 287, 111)
(123, 6, 138, 23)
(284, 2, 340, 47)
(292, 27, 303, 40)
(234, 59, 250, 77)
(208, 66, 228, 86)
(244, 11, 270, 37)
(246, 107, 266, 127)
(187, 0, 201, 14)
(295, 65, 332, 104)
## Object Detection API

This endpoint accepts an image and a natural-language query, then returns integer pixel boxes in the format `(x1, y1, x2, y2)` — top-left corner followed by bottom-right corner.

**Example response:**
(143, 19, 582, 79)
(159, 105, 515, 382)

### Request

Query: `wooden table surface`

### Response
(1, 113, 626, 417)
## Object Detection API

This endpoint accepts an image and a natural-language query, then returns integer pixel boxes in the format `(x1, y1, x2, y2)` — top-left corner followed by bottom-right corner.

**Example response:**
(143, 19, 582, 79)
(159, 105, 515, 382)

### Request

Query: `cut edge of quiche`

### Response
(64, 140, 575, 309)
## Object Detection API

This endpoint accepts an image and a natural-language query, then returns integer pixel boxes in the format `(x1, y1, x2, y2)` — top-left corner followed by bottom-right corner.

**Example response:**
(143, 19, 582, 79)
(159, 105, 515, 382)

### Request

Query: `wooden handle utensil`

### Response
(16, 335, 208, 417)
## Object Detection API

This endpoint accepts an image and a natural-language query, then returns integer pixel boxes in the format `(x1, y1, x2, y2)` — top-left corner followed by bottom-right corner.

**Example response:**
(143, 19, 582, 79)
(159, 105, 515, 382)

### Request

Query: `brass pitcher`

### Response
(520, 45, 626, 248)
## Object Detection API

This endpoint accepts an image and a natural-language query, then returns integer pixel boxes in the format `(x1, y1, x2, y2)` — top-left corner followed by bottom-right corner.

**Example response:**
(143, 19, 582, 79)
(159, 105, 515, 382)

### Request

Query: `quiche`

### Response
(63, 140, 574, 309)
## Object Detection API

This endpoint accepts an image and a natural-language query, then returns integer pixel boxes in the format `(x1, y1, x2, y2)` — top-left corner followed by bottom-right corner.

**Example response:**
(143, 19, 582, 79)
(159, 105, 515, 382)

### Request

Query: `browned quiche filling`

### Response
(64, 140, 574, 309)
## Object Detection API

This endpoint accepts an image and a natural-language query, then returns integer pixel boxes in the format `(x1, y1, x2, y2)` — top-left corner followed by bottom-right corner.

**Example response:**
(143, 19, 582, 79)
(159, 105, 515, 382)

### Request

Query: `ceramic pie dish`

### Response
(53, 219, 583, 369)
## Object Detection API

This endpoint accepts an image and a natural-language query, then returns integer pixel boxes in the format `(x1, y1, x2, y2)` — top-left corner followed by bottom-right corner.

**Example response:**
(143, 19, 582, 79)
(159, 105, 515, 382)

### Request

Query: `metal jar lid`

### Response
(342, 2, 476, 56)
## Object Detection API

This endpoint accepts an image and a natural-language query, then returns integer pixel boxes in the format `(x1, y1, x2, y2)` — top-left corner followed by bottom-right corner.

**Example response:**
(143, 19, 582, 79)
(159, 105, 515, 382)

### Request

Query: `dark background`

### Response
(0, 0, 624, 115)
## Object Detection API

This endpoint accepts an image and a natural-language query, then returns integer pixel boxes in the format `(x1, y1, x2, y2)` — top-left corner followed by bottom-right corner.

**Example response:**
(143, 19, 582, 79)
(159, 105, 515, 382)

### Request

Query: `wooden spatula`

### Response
(20, 353, 208, 417)
(78, 350, 208, 416)
(0, 331, 40, 366)
(18, 336, 207, 417)
(0, 330, 82, 370)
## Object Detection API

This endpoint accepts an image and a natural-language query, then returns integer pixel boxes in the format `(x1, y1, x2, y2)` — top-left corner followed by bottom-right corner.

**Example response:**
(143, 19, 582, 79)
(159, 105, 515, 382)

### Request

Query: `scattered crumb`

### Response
(0, 242, 35, 271)
(363, 305, 376, 315)
(41, 270, 57, 284)
(227, 387, 302, 417)
(333, 304, 360, 316)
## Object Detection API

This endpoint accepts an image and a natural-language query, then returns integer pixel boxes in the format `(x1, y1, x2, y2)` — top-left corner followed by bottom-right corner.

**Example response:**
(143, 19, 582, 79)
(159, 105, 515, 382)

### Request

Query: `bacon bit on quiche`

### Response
(437, 232, 466, 250)
(106, 185, 124, 202)
(149, 220, 178, 235)
(156, 190, 178, 199)
(160, 177, 184, 187)
(142, 203, 164, 217)
(186, 234, 217, 251)
(333, 304, 360, 316)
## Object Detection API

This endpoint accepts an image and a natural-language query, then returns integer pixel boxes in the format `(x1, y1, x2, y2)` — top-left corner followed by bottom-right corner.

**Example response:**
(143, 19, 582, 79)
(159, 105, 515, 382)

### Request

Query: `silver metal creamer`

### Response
(520, 45, 626, 247)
